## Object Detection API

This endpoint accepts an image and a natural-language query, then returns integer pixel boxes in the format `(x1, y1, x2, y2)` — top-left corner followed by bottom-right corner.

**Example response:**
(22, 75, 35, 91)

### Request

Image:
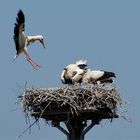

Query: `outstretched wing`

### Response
(13, 9, 25, 53)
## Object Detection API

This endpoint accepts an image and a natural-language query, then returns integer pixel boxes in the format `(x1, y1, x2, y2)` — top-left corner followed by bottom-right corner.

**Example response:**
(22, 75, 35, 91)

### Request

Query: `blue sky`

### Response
(0, 0, 140, 140)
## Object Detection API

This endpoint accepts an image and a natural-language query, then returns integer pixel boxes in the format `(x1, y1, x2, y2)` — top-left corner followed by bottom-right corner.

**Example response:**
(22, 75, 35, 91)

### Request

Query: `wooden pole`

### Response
(65, 118, 85, 140)
(31, 111, 117, 140)
(56, 118, 98, 140)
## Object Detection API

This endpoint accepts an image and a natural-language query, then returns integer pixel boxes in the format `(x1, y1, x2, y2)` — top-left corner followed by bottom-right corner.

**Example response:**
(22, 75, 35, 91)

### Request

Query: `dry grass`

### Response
(20, 84, 122, 120)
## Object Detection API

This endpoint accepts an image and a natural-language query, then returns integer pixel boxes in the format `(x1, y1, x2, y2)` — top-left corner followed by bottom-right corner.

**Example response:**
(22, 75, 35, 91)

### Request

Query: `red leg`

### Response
(25, 54, 41, 70)
(28, 57, 41, 68)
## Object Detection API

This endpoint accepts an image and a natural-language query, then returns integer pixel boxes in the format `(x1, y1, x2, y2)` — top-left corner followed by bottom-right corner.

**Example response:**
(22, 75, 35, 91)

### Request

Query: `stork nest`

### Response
(20, 85, 122, 121)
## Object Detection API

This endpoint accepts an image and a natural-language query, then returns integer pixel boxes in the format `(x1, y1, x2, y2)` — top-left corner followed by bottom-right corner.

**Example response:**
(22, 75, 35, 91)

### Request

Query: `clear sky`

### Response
(0, 0, 139, 140)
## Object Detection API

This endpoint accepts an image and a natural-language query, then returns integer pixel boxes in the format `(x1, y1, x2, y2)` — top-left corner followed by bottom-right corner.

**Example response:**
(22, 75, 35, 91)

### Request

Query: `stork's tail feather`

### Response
(76, 59, 87, 65)
(97, 78, 113, 84)
(76, 59, 87, 69)
(104, 71, 116, 78)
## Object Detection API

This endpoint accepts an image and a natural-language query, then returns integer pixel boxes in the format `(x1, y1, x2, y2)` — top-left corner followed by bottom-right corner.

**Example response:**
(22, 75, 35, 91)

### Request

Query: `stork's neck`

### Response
(27, 35, 41, 45)
(27, 35, 41, 41)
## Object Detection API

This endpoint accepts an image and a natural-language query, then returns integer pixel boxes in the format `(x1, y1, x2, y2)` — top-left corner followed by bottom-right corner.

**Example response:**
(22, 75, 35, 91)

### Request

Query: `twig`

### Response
(16, 118, 39, 140)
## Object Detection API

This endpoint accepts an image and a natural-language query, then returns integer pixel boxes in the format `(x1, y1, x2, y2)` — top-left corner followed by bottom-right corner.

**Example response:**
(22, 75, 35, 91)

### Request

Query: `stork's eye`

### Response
(73, 71, 77, 76)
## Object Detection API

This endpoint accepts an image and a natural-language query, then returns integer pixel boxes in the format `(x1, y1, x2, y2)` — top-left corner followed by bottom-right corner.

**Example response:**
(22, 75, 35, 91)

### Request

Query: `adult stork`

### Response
(61, 60, 87, 84)
(13, 9, 45, 70)
(82, 69, 116, 84)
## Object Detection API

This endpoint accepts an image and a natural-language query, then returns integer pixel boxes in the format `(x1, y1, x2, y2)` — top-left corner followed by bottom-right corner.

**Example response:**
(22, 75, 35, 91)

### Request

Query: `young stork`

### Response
(82, 69, 116, 85)
(13, 9, 45, 70)
(61, 60, 87, 85)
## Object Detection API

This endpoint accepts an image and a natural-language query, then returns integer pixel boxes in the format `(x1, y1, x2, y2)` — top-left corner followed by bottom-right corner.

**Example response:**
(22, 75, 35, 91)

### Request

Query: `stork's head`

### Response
(61, 68, 73, 84)
(37, 35, 45, 48)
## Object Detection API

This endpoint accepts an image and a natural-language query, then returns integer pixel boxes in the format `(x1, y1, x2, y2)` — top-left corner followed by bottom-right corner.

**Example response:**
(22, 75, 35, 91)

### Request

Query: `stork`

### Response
(61, 60, 87, 84)
(13, 9, 45, 70)
(82, 69, 116, 85)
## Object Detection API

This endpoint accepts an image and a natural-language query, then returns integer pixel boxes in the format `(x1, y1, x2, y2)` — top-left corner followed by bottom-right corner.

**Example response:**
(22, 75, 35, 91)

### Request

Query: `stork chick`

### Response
(82, 69, 116, 84)
(61, 59, 87, 84)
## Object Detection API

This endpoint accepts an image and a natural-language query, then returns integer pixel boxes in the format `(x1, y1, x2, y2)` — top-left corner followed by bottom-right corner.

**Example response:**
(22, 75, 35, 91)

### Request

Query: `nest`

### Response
(21, 85, 121, 122)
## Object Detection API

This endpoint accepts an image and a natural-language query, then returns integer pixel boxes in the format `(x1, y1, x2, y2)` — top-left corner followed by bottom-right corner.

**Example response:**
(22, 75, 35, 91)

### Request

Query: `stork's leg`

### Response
(26, 57, 39, 70)
(27, 55, 41, 68)
(25, 54, 41, 70)
(28, 57, 41, 68)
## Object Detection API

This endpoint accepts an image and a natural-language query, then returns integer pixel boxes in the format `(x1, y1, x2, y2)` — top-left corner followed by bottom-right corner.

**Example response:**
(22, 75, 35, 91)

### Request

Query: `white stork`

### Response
(13, 9, 45, 70)
(82, 69, 116, 84)
(61, 60, 87, 84)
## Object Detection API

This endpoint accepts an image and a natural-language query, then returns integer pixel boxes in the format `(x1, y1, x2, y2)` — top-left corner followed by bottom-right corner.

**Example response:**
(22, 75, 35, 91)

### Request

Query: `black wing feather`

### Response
(13, 9, 25, 53)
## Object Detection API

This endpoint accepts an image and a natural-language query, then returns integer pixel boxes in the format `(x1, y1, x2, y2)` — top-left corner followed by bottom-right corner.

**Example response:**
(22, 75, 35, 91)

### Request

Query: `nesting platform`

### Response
(20, 85, 121, 140)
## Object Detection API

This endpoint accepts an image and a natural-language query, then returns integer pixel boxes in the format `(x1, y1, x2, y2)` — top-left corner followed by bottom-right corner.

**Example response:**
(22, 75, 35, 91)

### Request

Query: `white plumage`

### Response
(71, 68, 85, 84)
(61, 60, 87, 84)
(13, 9, 45, 70)
(82, 69, 116, 84)
(61, 60, 116, 85)
(75, 60, 87, 69)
